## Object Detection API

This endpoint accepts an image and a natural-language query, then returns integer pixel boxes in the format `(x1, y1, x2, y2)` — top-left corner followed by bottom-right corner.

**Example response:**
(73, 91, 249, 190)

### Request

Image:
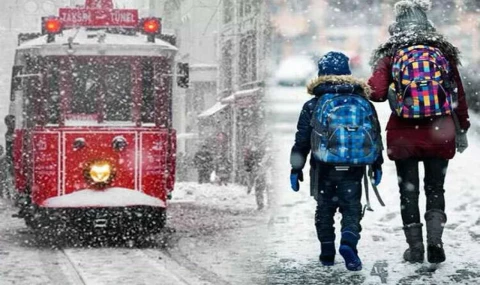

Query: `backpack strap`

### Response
(392, 47, 409, 96)
(362, 168, 374, 218)
(362, 166, 386, 217)
(368, 166, 386, 207)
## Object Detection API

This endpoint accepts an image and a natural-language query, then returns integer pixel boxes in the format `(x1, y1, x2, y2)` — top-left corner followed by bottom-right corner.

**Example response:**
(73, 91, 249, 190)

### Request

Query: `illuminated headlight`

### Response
(85, 161, 115, 185)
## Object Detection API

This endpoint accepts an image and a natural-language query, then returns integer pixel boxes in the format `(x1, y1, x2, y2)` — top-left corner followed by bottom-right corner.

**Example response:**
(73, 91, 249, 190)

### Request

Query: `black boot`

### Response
(403, 223, 424, 263)
(319, 241, 335, 266)
(425, 209, 447, 263)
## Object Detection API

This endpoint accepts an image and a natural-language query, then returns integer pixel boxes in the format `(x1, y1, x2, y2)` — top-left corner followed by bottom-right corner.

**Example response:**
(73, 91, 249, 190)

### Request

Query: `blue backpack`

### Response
(311, 93, 381, 166)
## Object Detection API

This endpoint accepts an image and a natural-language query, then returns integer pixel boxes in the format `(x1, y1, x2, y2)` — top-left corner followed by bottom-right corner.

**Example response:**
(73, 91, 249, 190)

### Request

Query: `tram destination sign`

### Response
(59, 8, 139, 28)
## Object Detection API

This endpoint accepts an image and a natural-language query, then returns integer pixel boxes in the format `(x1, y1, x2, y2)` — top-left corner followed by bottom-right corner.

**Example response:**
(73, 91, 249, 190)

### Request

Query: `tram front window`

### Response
(104, 63, 131, 121)
(71, 60, 132, 124)
(72, 64, 98, 116)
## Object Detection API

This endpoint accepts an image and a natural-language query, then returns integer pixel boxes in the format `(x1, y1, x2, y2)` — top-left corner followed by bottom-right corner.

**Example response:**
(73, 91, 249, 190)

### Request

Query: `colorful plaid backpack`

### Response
(390, 45, 454, 118)
(311, 93, 381, 166)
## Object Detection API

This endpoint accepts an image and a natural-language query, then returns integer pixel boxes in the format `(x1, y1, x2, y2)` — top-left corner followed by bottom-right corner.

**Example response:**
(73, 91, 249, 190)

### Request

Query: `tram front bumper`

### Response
(31, 206, 167, 234)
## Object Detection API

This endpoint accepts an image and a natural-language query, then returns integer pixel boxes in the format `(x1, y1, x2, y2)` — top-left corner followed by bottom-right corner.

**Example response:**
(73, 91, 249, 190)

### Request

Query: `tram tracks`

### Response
(36, 248, 86, 285)
(41, 246, 228, 285)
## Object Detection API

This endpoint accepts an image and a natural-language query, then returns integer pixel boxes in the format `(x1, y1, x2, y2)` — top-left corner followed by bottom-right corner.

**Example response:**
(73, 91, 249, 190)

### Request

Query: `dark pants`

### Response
(254, 175, 266, 209)
(395, 158, 448, 225)
(314, 165, 364, 244)
(198, 169, 210, 184)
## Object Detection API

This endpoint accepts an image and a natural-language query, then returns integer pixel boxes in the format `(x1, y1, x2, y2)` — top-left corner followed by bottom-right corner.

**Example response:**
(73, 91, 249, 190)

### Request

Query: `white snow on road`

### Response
(0, 198, 216, 285)
(0, 181, 264, 285)
(171, 182, 259, 212)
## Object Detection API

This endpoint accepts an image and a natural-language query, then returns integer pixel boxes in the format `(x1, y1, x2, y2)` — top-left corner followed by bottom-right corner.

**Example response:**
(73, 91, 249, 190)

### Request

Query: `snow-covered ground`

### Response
(0, 181, 268, 285)
(171, 182, 259, 212)
(264, 85, 480, 285)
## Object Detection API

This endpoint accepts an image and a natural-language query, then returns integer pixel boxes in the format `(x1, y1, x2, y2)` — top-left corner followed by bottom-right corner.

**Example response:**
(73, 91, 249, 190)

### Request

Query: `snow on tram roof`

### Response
(17, 28, 177, 56)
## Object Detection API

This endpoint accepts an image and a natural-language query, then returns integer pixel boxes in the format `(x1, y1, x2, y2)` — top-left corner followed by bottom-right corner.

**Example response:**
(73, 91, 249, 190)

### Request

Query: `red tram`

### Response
(5, 0, 186, 240)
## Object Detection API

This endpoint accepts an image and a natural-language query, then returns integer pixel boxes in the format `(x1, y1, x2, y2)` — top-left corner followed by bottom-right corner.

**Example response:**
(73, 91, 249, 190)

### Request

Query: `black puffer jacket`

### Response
(290, 75, 384, 196)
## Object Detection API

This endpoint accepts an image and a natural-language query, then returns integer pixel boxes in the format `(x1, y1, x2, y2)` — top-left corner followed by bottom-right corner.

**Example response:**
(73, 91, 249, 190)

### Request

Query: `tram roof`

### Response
(17, 28, 178, 57)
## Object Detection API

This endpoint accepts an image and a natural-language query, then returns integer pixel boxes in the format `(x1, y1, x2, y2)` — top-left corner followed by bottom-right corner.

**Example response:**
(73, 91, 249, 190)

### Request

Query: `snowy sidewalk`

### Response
(265, 103, 480, 285)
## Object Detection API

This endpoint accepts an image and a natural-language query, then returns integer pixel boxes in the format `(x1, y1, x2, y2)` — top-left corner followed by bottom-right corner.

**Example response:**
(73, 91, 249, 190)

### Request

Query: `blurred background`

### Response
(267, 0, 480, 112)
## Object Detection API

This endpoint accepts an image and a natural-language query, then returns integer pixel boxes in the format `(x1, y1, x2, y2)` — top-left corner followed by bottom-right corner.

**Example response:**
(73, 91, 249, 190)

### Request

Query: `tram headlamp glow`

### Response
(142, 18, 161, 34)
(89, 162, 113, 183)
(42, 17, 62, 34)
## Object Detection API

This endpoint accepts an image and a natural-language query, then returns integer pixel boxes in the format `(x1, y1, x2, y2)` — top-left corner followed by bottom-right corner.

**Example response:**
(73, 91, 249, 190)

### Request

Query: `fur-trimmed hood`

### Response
(370, 29, 461, 68)
(307, 75, 371, 98)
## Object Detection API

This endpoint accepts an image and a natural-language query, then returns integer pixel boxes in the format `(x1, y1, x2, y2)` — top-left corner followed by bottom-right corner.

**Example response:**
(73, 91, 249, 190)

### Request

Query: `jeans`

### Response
(395, 158, 448, 225)
(314, 164, 364, 244)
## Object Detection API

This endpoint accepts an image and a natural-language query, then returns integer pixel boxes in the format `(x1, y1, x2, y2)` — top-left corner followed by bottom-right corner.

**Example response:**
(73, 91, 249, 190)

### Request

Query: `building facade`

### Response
(212, 0, 270, 183)
(145, 0, 221, 181)
(163, 0, 271, 183)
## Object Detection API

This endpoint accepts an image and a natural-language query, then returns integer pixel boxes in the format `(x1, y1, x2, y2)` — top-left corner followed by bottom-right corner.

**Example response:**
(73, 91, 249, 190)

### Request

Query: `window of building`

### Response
(239, 0, 260, 18)
(223, 0, 233, 23)
(222, 40, 233, 91)
(239, 31, 257, 86)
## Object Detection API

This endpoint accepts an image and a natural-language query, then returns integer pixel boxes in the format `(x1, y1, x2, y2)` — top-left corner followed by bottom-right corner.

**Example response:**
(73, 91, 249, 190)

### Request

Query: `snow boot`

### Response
(319, 241, 335, 266)
(339, 231, 362, 271)
(425, 209, 447, 263)
(402, 223, 425, 263)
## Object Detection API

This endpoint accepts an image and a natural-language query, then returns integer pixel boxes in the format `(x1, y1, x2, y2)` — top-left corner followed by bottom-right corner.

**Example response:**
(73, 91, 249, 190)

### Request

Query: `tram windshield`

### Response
(71, 61, 132, 123)
(67, 60, 132, 125)
(30, 56, 163, 127)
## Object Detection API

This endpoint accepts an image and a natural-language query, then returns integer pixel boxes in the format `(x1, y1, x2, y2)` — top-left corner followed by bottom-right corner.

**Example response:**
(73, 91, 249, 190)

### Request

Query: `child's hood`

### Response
(307, 75, 372, 98)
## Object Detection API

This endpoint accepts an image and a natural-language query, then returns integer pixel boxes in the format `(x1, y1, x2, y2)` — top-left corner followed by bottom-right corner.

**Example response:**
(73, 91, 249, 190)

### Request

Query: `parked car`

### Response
(273, 55, 317, 87)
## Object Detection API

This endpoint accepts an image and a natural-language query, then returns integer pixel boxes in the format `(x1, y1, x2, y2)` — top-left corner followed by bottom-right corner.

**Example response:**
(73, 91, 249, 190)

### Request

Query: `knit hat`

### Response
(317, 51, 351, 76)
(389, 0, 434, 35)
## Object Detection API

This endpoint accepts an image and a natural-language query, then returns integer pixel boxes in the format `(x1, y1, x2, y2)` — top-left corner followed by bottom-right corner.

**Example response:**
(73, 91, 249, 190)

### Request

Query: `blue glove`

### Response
(373, 168, 382, 186)
(290, 170, 303, 192)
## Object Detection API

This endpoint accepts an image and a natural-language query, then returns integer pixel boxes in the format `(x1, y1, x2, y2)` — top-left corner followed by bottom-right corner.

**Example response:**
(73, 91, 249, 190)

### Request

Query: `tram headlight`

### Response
(86, 161, 114, 184)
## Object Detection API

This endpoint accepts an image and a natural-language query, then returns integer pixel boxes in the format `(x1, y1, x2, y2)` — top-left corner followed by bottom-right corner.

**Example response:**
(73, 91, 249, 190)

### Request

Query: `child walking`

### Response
(290, 51, 384, 271)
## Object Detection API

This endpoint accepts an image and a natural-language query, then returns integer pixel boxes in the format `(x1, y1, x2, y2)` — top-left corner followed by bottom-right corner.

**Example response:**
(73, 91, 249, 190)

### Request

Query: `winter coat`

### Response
(193, 150, 214, 171)
(368, 29, 470, 161)
(244, 146, 273, 178)
(290, 75, 384, 197)
(244, 148, 264, 173)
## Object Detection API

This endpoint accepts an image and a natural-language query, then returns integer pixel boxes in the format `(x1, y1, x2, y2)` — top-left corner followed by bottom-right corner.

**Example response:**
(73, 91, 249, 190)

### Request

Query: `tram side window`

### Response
(142, 61, 155, 123)
(104, 63, 132, 121)
(46, 66, 60, 124)
(72, 63, 99, 116)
